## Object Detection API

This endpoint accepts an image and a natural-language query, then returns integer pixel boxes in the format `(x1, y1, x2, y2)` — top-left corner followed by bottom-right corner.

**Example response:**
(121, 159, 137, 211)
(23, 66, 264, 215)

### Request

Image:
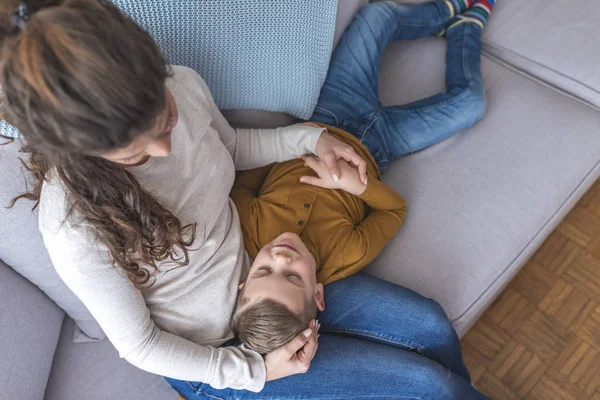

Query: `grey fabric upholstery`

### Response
(483, 0, 600, 109)
(372, 37, 600, 335)
(45, 318, 175, 400)
(386, 0, 600, 109)
(0, 141, 106, 341)
(0, 259, 64, 400)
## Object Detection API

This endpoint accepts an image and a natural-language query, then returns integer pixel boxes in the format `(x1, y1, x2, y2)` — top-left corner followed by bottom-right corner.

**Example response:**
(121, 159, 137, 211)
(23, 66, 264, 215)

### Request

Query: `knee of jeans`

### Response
(357, 1, 397, 27)
(462, 84, 487, 127)
(417, 365, 470, 398)
(419, 299, 457, 346)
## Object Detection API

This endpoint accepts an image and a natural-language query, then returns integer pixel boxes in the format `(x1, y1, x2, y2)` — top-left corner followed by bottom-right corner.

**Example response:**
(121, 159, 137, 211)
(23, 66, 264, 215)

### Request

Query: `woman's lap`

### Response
(170, 334, 486, 400)
(167, 274, 486, 399)
(319, 273, 470, 380)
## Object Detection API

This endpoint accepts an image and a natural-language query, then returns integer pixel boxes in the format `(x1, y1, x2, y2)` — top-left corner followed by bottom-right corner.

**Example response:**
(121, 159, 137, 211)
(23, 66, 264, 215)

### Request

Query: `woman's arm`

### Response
(41, 222, 267, 392)
(183, 68, 367, 180)
(192, 72, 324, 170)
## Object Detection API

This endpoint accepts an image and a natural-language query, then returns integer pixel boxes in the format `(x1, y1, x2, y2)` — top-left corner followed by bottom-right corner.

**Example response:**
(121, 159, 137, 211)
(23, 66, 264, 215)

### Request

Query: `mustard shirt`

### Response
(231, 124, 407, 285)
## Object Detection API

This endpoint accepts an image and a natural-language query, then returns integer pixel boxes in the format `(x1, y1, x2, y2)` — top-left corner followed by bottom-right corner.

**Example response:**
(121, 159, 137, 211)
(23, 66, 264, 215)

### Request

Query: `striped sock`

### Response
(448, 0, 496, 30)
(444, 0, 474, 18)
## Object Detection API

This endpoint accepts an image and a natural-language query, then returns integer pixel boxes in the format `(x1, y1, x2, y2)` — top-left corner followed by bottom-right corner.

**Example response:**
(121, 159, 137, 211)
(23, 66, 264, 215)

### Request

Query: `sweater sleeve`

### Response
(40, 219, 266, 392)
(320, 179, 407, 285)
(192, 72, 323, 170)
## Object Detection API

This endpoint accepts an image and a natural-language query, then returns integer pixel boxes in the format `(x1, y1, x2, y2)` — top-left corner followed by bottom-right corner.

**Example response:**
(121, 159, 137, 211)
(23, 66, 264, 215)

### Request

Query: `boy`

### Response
(231, 0, 495, 355)
(230, 123, 406, 354)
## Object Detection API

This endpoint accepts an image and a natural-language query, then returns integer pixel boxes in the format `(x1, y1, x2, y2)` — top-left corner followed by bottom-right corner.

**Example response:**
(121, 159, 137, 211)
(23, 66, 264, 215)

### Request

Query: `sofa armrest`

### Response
(0, 259, 64, 399)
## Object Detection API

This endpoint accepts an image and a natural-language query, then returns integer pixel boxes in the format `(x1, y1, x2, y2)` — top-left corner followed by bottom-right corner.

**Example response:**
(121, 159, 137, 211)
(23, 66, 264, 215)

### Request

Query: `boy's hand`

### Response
(300, 155, 367, 196)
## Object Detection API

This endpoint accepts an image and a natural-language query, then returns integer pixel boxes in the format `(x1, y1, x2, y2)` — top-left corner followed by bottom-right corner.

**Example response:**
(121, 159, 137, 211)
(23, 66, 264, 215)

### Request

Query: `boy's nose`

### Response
(272, 251, 292, 264)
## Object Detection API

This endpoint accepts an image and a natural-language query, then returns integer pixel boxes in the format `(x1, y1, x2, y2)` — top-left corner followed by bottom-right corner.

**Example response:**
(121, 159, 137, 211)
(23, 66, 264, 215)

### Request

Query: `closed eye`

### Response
(287, 273, 301, 281)
(253, 266, 272, 276)
(286, 272, 304, 287)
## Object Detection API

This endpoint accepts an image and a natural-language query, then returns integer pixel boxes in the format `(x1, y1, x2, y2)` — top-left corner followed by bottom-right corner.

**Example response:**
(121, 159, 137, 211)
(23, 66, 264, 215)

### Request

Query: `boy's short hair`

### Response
(231, 297, 317, 355)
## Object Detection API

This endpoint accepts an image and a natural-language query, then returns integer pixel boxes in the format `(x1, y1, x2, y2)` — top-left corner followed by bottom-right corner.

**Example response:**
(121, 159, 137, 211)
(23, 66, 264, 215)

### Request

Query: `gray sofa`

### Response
(2, 1, 599, 399)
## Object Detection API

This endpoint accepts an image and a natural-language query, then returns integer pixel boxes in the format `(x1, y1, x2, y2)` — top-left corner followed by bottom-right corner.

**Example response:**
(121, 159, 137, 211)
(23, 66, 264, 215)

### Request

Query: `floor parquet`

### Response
(462, 180, 600, 399)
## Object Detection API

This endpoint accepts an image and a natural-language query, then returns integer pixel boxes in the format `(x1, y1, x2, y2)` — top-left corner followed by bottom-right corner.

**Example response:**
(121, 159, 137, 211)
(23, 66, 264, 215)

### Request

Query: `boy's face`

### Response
(239, 232, 325, 315)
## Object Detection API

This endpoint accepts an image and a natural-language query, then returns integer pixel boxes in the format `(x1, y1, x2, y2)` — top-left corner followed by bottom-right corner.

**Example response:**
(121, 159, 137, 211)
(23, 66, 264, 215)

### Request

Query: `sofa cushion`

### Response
(45, 318, 175, 400)
(111, 0, 337, 120)
(220, 0, 369, 129)
(0, 141, 105, 341)
(482, 0, 600, 109)
(369, 37, 600, 336)
(0, 259, 64, 400)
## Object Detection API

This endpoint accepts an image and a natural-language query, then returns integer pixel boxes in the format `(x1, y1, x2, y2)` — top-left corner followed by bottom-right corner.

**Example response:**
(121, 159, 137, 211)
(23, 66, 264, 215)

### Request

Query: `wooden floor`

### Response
(461, 180, 600, 399)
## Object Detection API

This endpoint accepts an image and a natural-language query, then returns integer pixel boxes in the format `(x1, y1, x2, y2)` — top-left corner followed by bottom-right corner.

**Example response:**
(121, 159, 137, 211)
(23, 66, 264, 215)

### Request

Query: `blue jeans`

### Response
(311, 0, 487, 171)
(166, 274, 487, 400)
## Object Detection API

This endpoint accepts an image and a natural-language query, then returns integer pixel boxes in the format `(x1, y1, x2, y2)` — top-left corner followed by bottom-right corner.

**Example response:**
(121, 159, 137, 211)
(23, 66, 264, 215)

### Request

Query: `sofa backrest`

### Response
(0, 140, 105, 340)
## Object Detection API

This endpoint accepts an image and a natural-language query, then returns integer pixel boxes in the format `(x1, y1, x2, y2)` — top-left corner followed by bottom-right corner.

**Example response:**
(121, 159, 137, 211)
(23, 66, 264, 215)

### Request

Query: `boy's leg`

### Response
(364, 5, 493, 171)
(318, 273, 472, 381)
(310, 1, 455, 133)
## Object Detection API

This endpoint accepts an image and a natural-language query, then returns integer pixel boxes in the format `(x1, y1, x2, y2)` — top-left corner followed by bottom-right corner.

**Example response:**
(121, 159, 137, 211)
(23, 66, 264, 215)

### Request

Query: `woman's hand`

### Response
(300, 155, 367, 196)
(299, 122, 367, 185)
(264, 319, 320, 382)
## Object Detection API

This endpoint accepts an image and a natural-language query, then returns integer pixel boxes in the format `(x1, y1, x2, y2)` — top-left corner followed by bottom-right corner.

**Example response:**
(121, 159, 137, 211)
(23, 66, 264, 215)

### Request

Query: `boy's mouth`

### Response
(276, 240, 297, 252)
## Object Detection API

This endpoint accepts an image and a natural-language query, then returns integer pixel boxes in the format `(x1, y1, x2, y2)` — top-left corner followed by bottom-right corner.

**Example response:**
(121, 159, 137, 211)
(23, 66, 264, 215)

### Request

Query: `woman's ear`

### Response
(315, 283, 325, 311)
(238, 281, 245, 290)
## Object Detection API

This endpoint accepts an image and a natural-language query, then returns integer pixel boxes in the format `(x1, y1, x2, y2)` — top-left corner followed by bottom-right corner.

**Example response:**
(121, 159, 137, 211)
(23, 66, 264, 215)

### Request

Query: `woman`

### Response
(1, 0, 487, 398)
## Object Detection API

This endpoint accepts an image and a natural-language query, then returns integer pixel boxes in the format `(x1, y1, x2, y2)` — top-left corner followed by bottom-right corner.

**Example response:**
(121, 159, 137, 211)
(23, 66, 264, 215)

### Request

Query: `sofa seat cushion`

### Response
(0, 260, 64, 400)
(382, 0, 600, 109)
(482, 0, 600, 109)
(369, 37, 600, 336)
(45, 318, 175, 400)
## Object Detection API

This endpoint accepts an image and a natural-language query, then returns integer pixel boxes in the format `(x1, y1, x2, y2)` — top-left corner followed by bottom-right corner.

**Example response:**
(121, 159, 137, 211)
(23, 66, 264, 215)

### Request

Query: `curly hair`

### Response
(0, 0, 196, 288)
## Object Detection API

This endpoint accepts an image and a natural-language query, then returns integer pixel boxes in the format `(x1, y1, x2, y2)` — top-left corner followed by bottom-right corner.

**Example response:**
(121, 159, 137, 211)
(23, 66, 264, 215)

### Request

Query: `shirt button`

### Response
(304, 203, 310, 209)
(298, 220, 304, 226)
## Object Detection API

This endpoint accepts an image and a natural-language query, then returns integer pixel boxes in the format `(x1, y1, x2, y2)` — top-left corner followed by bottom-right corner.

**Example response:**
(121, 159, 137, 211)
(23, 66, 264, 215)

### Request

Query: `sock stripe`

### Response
(442, 0, 495, 36)
(449, 0, 473, 14)
(465, 7, 489, 21)
(463, 0, 495, 25)
(448, 15, 484, 30)
(473, 3, 492, 16)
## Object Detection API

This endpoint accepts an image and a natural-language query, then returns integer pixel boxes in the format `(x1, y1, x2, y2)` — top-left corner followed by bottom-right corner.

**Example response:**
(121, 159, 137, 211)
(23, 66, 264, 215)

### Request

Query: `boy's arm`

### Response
(299, 155, 406, 284)
(230, 164, 274, 256)
(320, 178, 407, 285)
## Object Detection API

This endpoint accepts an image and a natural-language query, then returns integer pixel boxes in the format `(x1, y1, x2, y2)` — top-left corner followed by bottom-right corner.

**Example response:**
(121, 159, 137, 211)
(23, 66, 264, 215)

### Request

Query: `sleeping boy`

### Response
(230, 123, 407, 354)
(230, 0, 494, 353)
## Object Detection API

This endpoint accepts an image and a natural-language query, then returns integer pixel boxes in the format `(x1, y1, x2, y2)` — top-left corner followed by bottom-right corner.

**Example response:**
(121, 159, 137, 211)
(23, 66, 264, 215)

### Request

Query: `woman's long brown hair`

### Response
(0, 0, 196, 287)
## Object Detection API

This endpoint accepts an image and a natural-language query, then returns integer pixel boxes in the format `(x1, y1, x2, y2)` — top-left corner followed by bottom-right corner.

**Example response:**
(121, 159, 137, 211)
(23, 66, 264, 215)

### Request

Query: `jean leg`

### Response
(364, 22, 487, 170)
(318, 273, 472, 382)
(311, 1, 453, 134)
(173, 335, 489, 400)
